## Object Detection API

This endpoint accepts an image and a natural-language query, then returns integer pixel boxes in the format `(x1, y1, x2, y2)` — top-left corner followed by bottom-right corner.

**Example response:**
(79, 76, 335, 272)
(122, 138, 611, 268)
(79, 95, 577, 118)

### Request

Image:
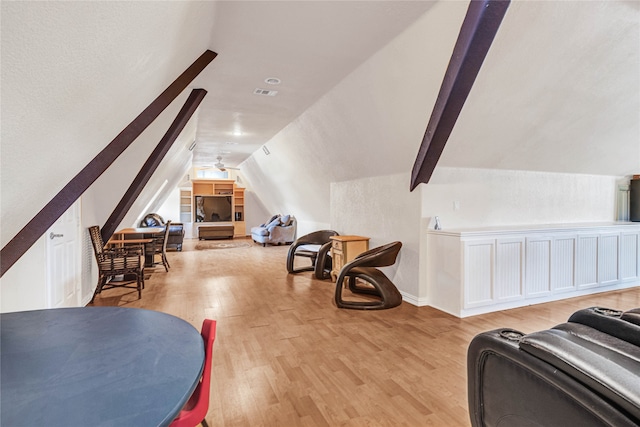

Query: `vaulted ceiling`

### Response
(189, 0, 639, 177)
(437, 0, 640, 177)
(190, 1, 437, 168)
(2, 0, 639, 249)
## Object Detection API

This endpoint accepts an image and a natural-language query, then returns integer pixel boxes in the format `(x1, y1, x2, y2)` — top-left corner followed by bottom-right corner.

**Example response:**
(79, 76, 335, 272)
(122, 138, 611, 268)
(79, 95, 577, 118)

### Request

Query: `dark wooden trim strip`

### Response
(0, 50, 217, 277)
(101, 88, 207, 242)
(410, 0, 510, 190)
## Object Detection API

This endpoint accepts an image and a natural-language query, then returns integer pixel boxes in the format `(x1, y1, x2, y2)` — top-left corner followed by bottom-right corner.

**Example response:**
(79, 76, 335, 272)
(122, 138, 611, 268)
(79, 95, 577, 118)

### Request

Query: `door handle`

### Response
(49, 232, 64, 239)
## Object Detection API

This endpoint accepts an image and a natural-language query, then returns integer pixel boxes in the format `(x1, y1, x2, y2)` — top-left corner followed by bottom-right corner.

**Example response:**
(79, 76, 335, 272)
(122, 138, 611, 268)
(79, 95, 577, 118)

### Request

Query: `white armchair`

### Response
(251, 215, 297, 246)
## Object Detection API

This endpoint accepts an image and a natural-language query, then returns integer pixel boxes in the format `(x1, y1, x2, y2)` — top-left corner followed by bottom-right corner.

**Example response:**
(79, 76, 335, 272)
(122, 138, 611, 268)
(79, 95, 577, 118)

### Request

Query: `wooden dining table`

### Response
(1, 306, 204, 427)
(112, 227, 165, 267)
(107, 238, 154, 245)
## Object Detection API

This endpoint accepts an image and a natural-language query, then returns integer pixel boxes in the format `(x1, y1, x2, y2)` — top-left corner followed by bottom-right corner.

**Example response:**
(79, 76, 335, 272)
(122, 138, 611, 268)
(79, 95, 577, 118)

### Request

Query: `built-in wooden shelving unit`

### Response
(189, 180, 246, 237)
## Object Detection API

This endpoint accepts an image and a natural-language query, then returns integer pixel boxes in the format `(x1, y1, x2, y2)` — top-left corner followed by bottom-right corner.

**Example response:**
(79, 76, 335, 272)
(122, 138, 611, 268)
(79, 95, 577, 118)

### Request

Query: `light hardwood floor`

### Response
(91, 237, 640, 426)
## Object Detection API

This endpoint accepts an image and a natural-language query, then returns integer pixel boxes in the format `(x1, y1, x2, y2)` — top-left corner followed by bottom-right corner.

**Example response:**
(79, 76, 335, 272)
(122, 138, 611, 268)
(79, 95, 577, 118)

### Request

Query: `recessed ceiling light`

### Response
(232, 130, 242, 136)
(265, 77, 281, 85)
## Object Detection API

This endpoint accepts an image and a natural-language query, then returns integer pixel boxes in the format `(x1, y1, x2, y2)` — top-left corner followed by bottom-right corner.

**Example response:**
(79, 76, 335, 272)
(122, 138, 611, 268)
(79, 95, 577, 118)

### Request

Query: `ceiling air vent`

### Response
(253, 88, 278, 96)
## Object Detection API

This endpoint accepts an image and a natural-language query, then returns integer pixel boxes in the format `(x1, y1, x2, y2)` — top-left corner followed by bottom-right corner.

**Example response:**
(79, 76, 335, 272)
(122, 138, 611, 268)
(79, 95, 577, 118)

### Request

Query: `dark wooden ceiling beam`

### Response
(410, 0, 510, 191)
(1, 50, 217, 278)
(101, 88, 207, 242)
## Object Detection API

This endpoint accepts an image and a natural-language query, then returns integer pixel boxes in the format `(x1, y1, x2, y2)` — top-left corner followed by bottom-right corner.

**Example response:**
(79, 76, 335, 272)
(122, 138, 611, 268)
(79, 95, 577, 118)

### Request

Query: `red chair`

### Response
(170, 319, 217, 427)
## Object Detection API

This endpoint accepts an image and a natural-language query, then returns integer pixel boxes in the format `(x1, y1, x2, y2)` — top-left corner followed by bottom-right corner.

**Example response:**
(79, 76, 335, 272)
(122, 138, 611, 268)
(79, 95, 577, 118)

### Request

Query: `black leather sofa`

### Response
(139, 213, 185, 251)
(468, 306, 640, 427)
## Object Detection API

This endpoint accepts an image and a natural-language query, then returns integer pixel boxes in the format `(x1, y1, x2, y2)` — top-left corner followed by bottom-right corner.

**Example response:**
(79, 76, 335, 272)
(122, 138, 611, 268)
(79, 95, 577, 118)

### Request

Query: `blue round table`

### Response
(1, 307, 204, 427)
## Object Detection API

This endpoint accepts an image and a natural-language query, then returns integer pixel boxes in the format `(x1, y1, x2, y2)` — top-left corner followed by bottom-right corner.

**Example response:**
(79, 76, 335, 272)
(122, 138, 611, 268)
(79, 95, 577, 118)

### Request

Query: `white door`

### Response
(46, 200, 81, 308)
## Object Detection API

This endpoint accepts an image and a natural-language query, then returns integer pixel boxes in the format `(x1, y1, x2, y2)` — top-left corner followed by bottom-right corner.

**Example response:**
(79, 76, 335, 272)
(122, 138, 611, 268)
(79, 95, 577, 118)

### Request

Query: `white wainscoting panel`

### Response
(552, 236, 576, 292)
(426, 223, 640, 317)
(576, 234, 599, 289)
(620, 232, 639, 281)
(526, 237, 552, 297)
(464, 240, 494, 308)
(495, 238, 524, 302)
(598, 233, 619, 285)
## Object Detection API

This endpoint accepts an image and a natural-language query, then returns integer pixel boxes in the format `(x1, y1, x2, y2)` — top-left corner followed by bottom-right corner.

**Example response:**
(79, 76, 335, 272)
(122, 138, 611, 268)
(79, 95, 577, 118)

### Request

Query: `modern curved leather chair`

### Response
(334, 241, 402, 310)
(287, 230, 338, 279)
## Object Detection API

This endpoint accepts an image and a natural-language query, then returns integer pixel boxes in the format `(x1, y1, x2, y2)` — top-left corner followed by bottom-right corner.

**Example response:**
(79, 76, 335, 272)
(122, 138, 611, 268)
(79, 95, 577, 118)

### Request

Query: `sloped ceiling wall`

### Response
(0, 0, 437, 251)
(439, 0, 640, 176)
(241, 1, 639, 230)
(0, 1, 217, 244)
(240, 1, 468, 229)
(2, 0, 638, 248)
(191, 0, 437, 168)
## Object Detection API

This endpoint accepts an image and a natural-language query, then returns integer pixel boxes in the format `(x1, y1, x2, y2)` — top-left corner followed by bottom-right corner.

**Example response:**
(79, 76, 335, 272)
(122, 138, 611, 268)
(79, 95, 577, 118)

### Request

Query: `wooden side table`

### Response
(330, 235, 370, 282)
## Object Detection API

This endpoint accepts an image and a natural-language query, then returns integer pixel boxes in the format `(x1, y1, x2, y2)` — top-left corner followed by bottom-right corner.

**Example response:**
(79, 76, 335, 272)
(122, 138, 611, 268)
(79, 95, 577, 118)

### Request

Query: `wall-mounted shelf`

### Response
(233, 188, 245, 236)
(192, 180, 235, 196)
(180, 189, 192, 223)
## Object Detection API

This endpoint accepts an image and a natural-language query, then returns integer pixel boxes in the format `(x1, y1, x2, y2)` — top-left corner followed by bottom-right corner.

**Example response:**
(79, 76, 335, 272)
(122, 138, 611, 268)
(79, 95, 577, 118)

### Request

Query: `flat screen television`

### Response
(195, 195, 232, 222)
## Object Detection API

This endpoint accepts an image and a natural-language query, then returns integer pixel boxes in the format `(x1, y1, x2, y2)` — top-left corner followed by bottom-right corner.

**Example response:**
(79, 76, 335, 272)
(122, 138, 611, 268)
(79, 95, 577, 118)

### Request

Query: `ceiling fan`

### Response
(213, 156, 240, 171)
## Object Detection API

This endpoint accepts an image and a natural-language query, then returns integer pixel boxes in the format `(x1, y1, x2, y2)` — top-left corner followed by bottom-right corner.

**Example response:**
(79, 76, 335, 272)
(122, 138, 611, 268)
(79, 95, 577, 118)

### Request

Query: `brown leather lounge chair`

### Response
(467, 306, 640, 426)
(286, 230, 338, 279)
(334, 241, 402, 310)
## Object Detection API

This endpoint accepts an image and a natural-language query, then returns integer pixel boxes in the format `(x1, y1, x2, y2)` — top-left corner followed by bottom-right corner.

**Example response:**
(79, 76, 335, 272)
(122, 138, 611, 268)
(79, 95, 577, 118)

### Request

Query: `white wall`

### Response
(437, 1, 640, 177)
(421, 167, 619, 230)
(416, 167, 622, 305)
(238, 1, 632, 306)
(3, 1, 635, 312)
(1, 1, 215, 312)
(80, 98, 197, 231)
(331, 173, 421, 300)
(1, 1, 216, 245)
(240, 1, 466, 234)
(157, 187, 182, 224)
(329, 169, 621, 305)
(0, 240, 47, 312)
(245, 190, 271, 232)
